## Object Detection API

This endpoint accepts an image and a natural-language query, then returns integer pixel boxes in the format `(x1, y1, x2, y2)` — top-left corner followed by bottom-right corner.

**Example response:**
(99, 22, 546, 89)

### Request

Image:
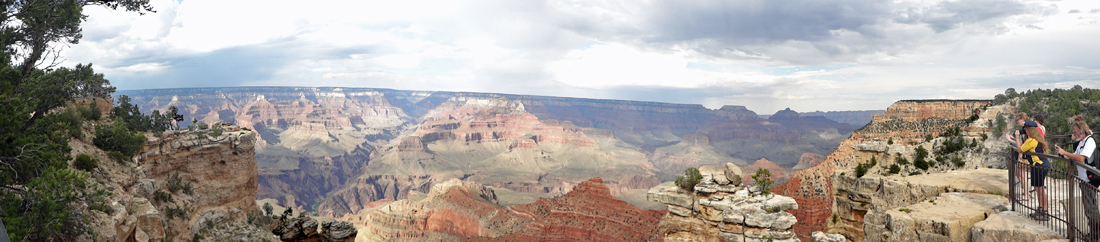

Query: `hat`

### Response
(1024, 120, 1039, 128)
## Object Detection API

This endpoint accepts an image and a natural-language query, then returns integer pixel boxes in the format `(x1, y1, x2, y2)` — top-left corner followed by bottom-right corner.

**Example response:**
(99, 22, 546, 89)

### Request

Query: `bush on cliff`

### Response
(752, 168, 775, 195)
(914, 146, 930, 170)
(113, 95, 184, 134)
(0, 1, 153, 240)
(93, 122, 145, 160)
(674, 167, 703, 192)
(855, 163, 867, 178)
(73, 154, 97, 172)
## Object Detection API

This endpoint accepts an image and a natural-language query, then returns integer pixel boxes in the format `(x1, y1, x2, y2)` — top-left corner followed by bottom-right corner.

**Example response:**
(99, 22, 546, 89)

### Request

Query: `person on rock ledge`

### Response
(1056, 115, 1098, 240)
(1017, 123, 1050, 221)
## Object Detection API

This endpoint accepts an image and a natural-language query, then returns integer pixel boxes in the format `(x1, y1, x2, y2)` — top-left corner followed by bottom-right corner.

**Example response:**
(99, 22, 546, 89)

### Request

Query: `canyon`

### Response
(118, 87, 865, 221)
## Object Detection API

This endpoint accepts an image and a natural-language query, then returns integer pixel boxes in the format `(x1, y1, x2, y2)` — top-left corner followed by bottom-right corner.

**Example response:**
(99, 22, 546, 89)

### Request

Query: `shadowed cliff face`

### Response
(118, 87, 863, 218)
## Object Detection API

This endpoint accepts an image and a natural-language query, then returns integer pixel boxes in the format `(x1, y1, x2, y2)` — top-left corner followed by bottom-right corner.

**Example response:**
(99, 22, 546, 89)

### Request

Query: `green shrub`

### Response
(79, 104, 101, 121)
(899, 208, 912, 213)
(951, 155, 965, 167)
(914, 146, 930, 170)
(674, 167, 703, 192)
(855, 163, 867, 178)
(167, 172, 194, 195)
(896, 156, 909, 165)
(887, 138, 893, 145)
(108, 151, 127, 164)
(210, 123, 224, 137)
(153, 190, 173, 203)
(752, 168, 775, 195)
(263, 202, 274, 216)
(888, 164, 900, 174)
(93, 123, 145, 160)
(73, 154, 97, 172)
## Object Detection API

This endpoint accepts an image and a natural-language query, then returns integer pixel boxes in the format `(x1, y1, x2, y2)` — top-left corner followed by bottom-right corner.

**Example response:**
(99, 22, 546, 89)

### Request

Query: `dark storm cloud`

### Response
(643, 0, 889, 44)
(552, 0, 1049, 64)
(894, 0, 1033, 32)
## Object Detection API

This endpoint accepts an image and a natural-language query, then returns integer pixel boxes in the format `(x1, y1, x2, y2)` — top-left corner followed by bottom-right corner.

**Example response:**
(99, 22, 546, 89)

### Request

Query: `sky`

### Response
(61, 0, 1100, 114)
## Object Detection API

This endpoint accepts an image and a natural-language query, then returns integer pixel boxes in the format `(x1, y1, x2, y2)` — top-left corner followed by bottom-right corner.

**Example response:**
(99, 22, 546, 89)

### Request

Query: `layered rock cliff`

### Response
(74, 122, 274, 241)
(118, 87, 865, 219)
(352, 177, 665, 241)
(771, 100, 992, 241)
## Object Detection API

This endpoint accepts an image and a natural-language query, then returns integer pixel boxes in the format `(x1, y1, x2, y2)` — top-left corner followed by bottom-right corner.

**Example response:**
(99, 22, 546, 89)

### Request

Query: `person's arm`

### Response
(1021, 138, 1040, 164)
(1059, 138, 1094, 163)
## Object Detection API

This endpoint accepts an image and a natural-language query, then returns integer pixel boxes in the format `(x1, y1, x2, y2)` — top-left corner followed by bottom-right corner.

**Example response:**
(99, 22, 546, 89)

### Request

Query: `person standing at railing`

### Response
(1033, 114, 1047, 137)
(1007, 112, 1032, 200)
(1019, 124, 1051, 221)
(1056, 115, 1098, 239)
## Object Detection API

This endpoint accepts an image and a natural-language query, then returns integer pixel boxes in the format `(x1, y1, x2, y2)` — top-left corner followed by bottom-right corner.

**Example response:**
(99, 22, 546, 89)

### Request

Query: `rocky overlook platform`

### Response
(646, 163, 823, 242)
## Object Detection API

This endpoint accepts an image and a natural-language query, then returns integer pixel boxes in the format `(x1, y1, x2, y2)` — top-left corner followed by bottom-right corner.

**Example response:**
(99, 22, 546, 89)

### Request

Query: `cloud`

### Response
(56, 0, 1100, 114)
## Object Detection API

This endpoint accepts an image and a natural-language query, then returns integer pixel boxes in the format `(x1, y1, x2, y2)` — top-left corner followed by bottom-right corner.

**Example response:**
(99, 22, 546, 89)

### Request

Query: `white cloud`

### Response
(54, 0, 1100, 113)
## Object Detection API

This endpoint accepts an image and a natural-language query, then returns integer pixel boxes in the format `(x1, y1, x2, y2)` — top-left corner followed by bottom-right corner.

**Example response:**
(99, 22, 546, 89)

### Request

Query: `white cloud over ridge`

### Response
(61, 0, 1100, 114)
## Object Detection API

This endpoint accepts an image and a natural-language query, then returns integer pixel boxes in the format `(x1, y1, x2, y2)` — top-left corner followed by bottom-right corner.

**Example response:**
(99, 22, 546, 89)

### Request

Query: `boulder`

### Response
(766, 195, 799, 212)
(700, 164, 730, 185)
(725, 163, 743, 186)
(134, 179, 158, 197)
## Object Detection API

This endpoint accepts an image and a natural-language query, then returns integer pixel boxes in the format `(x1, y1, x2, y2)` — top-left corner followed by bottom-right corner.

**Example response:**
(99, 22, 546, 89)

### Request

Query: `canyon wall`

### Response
(771, 100, 992, 241)
(118, 87, 862, 219)
(75, 122, 274, 241)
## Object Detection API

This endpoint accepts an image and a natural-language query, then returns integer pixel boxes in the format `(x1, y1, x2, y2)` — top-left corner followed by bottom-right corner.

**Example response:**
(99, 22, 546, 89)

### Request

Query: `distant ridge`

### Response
(758, 110, 884, 127)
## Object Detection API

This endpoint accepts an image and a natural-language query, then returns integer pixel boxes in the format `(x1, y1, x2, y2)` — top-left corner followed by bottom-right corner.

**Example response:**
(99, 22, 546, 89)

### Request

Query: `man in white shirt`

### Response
(1055, 115, 1097, 239)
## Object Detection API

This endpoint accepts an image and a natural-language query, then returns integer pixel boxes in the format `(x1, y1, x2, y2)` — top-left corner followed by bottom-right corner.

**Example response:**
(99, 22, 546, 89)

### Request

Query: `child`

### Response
(1018, 125, 1050, 221)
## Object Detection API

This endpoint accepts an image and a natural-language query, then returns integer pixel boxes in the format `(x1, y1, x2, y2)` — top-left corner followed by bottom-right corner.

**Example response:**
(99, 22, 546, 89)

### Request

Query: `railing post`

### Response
(1068, 160, 1077, 242)
(1009, 149, 1017, 212)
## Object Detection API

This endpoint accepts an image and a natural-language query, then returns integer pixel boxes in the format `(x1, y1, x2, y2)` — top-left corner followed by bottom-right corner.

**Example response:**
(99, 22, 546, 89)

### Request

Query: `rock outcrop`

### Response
(272, 213, 357, 242)
(770, 100, 994, 241)
(647, 163, 801, 242)
(74, 122, 274, 241)
(831, 169, 1010, 242)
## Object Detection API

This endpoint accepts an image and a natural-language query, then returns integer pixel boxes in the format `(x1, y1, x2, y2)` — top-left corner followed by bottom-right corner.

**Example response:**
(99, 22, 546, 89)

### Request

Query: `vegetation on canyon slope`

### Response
(0, 0, 158, 240)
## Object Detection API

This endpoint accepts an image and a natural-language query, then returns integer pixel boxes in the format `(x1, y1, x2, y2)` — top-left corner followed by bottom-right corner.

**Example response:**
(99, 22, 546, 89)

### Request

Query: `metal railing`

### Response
(1010, 142, 1100, 242)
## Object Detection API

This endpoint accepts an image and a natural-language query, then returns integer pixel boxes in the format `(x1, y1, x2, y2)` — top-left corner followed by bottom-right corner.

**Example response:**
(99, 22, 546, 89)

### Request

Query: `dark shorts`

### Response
(1031, 161, 1051, 187)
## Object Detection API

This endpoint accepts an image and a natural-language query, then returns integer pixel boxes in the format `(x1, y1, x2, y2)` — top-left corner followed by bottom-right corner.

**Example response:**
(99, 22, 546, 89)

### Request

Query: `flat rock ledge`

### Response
(970, 212, 1062, 242)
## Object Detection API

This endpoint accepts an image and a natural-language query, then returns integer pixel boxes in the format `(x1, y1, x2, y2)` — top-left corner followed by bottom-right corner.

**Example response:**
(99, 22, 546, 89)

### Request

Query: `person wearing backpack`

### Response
(1018, 124, 1051, 221)
(1056, 115, 1098, 239)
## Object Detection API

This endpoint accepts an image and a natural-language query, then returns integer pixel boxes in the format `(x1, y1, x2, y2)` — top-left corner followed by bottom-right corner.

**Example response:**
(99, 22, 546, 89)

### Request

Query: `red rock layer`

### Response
(358, 177, 664, 241)
(488, 177, 666, 242)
